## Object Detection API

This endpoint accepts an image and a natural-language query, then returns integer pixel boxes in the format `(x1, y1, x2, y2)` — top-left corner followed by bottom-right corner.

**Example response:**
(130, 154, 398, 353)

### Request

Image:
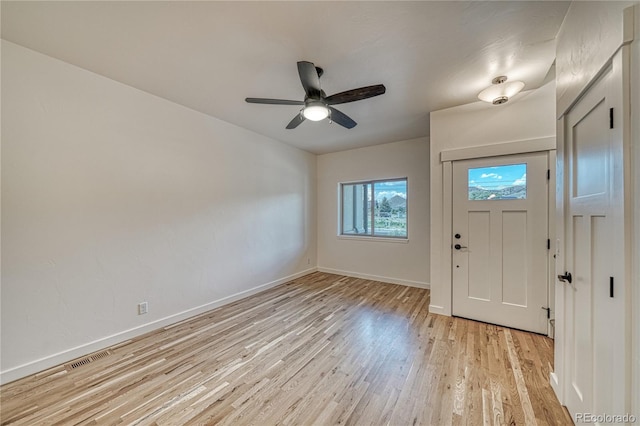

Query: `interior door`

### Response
(452, 152, 549, 334)
(562, 59, 626, 417)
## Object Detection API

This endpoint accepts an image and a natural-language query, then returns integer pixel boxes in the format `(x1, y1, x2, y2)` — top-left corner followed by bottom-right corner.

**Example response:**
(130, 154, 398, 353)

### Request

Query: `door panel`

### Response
(452, 152, 548, 334)
(502, 211, 528, 306)
(573, 100, 608, 198)
(467, 211, 490, 300)
(569, 214, 591, 410)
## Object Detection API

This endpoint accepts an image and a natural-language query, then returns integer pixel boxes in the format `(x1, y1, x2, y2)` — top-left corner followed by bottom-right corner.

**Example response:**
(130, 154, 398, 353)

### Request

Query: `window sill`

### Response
(337, 235, 409, 244)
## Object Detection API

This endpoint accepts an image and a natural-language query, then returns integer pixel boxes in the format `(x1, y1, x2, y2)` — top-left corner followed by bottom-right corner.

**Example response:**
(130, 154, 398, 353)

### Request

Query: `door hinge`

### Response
(541, 306, 551, 319)
(547, 169, 550, 180)
(610, 276, 614, 297)
(547, 239, 551, 250)
(610, 108, 614, 129)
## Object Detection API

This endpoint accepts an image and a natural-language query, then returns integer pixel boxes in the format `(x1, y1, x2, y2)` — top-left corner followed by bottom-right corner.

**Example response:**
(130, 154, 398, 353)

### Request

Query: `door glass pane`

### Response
(342, 183, 372, 235)
(468, 163, 527, 200)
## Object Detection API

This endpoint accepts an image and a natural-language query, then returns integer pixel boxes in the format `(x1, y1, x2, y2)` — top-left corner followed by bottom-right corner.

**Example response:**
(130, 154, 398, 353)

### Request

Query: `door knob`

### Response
(557, 272, 572, 283)
(454, 244, 467, 250)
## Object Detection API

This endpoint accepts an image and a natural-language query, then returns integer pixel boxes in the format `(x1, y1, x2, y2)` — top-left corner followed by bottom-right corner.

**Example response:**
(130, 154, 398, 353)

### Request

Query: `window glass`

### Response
(342, 183, 372, 235)
(468, 164, 527, 200)
(373, 180, 407, 237)
(341, 178, 407, 238)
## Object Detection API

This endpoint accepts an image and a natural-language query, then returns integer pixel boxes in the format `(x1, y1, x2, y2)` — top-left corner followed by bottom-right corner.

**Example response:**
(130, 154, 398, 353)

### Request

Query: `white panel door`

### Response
(562, 58, 626, 418)
(452, 152, 549, 334)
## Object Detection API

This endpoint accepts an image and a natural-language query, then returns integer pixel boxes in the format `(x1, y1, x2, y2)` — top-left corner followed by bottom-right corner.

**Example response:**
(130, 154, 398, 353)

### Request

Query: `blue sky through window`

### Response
(374, 180, 407, 201)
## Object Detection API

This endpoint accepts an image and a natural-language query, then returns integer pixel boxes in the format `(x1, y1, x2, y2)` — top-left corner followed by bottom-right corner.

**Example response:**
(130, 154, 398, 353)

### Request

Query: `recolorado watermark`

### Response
(575, 413, 637, 423)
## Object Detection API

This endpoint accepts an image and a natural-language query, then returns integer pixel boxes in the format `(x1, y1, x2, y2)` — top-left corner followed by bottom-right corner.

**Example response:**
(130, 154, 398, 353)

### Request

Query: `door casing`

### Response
(439, 138, 556, 336)
(451, 151, 550, 334)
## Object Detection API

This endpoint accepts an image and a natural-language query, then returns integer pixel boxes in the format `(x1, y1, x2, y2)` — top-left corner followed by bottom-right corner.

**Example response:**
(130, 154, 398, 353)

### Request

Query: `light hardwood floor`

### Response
(1, 272, 572, 425)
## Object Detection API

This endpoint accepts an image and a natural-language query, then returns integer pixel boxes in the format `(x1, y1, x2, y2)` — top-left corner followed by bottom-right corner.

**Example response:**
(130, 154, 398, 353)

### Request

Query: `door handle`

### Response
(557, 272, 572, 284)
(454, 244, 467, 250)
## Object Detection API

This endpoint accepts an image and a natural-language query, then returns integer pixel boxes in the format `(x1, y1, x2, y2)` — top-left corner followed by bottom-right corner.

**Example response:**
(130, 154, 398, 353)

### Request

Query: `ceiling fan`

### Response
(245, 61, 386, 129)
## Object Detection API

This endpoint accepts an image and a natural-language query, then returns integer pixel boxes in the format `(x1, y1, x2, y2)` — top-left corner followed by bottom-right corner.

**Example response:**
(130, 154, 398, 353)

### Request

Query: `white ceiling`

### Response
(1, 1, 570, 154)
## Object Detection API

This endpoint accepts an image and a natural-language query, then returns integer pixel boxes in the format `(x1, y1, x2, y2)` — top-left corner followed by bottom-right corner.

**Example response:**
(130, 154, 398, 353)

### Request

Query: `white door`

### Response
(562, 59, 626, 417)
(452, 152, 549, 334)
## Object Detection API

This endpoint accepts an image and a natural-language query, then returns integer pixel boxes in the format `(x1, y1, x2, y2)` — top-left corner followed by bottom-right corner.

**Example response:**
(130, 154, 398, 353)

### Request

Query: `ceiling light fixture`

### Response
(302, 100, 330, 121)
(478, 76, 525, 105)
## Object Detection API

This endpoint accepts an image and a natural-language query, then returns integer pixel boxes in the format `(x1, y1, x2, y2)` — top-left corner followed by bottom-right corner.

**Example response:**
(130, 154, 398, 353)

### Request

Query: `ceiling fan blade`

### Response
(329, 107, 357, 129)
(286, 113, 306, 129)
(324, 84, 386, 105)
(245, 98, 304, 105)
(297, 61, 322, 98)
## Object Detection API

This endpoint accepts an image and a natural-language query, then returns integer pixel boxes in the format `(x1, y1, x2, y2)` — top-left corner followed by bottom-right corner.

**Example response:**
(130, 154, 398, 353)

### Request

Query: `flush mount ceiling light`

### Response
(478, 76, 525, 105)
(302, 100, 330, 121)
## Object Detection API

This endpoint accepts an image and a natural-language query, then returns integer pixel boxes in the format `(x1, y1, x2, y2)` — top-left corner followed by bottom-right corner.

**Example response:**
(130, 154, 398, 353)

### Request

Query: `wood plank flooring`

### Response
(0, 272, 572, 425)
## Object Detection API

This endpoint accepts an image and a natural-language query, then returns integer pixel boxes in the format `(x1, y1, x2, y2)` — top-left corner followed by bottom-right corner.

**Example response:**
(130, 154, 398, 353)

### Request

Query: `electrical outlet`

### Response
(138, 302, 148, 315)
(307, 258, 311, 265)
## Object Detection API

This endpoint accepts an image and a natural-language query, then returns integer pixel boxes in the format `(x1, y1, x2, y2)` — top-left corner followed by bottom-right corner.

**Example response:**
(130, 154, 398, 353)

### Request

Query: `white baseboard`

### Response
(428, 304, 448, 316)
(0, 268, 317, 385)
(549, 371, 563, 405)
(317, 267, 429, 289)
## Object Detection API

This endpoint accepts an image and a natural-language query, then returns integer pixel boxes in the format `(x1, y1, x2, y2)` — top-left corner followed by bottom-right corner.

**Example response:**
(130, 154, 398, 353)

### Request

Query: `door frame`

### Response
(439, 136, 556, 336)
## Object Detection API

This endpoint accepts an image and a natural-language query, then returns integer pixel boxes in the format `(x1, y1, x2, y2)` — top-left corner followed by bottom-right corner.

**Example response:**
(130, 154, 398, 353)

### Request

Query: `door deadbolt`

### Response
(454, 233, 461, 239)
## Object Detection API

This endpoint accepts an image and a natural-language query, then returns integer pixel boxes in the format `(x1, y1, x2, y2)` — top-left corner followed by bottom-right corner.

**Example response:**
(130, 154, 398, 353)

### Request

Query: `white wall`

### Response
(556, 1, 636, 116)
(429, 82, 556, 315)
(0, 41, 317, 384)
(316, 138, 430, 288)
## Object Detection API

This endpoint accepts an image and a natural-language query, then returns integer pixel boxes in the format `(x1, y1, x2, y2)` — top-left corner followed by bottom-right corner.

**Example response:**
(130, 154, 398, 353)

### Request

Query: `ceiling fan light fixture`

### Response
(302, 101, 329, 121)
(478, 76, 525, 105)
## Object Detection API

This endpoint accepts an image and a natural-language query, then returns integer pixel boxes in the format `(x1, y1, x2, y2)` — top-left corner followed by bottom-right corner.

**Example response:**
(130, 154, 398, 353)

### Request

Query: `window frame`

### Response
(339, 177, 408, 240)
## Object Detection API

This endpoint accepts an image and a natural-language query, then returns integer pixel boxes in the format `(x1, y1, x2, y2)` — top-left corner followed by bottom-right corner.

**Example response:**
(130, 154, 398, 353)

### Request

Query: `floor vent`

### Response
(65, 350, 111, 371)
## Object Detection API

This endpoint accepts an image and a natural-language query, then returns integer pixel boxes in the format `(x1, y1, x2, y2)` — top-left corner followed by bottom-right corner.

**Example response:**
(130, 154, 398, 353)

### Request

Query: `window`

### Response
(468, 164, 527, 200)
(341, 178, 407, 238)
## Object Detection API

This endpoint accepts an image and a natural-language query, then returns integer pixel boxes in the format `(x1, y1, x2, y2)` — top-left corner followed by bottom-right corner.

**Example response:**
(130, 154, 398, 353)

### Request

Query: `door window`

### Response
(468, 163, 527, 200)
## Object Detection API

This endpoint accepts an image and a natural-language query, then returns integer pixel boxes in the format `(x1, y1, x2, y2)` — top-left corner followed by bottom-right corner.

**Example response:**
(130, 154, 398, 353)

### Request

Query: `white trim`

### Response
(0, 268, 317, 385)
(552, 116, 566, 405)
(440, 136, 555, 162)
(632, 4, 640, 419)
(448, 151, 551, 334)
(441, 140, 555, 326)
(550, 371, 562, 404)
(336, 235, 409, 244)
(317, 267, 429, 289)
(428, 304, 447, 316)
(548, 149, 557, 338)
(441, 160, 453, 316)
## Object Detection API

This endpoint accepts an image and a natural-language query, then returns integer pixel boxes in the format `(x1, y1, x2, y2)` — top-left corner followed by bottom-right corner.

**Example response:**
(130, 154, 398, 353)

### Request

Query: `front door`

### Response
(452, 152, 549, 334)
